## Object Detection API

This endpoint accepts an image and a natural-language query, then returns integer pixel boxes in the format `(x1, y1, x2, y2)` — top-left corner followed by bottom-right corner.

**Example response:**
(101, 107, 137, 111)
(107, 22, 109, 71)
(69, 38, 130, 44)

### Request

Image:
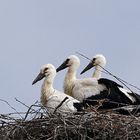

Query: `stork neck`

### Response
(67, 67, 77, 81)
(63, 67, 77, 96)
(92, 65, 102, 79)
(41, 77, 54, 95)
(41, 78, 54, 106)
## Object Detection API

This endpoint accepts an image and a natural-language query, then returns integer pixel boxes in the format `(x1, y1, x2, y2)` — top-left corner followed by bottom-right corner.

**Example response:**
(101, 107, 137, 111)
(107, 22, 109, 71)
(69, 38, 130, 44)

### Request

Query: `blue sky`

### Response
(0, 0, 140, 113)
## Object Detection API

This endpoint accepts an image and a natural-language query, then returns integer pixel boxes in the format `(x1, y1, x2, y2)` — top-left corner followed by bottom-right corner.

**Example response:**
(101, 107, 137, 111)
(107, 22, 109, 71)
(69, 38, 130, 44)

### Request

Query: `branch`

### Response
(0, 98, 23, 119)
(53, 97, 69, 114)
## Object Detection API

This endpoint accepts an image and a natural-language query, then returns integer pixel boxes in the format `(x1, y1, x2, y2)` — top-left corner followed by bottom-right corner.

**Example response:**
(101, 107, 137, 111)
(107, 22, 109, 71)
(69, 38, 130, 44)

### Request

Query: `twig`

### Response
(15, 98, 31, 108)
(0, 98, 23, 119)
(53, 97, 69, 114)
(76, 52, 91, 61)
(24, 101, 41, 120)
(0, 109, 140, 139)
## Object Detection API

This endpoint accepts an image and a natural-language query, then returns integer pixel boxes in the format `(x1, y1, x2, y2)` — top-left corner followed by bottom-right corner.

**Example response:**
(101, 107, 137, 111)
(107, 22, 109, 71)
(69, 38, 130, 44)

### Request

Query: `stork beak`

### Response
(32, 72, 45, 85)
(56, 60, 68, 72)
(80, 62, 93, 75)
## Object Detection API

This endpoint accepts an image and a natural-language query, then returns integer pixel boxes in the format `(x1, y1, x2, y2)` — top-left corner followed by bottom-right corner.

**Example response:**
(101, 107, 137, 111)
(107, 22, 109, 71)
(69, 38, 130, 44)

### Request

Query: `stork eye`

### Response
(92, 58, 96, 62)
(66, 58, 70, 63)
(44, 68, 48, 72)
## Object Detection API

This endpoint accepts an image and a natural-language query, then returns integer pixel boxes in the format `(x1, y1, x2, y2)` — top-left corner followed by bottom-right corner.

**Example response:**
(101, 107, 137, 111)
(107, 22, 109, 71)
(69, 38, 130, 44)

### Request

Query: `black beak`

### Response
(80, 62, 93, 75)
(32, 72, 45, 85)
(56, 61, 68, 72)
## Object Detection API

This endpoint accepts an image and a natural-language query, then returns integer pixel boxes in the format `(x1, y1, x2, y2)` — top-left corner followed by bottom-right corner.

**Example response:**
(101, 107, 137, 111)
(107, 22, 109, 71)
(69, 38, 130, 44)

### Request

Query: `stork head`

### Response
(80, 54, 106, 74)
(56, 55, 80, 72)
(32, 64, 56, 85)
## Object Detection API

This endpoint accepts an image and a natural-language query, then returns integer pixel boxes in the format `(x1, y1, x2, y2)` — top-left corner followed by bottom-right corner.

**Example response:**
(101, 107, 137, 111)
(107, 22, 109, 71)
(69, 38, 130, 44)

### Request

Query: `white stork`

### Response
(32, 64, 83, 114)
(56, 55, 107, 102)
(80, 54, 140, 108)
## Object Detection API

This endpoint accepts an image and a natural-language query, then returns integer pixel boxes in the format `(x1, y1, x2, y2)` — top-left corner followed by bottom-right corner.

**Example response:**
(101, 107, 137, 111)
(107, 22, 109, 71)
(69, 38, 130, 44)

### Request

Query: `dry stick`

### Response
(1, 112, 140, 139)
(53, 97, 69, 114)
(76, 52, 140, 92)
(6, 112, 30, 116)
(24, 104, 35, 120)
(15, 98, 39, 114)
(0, 98, 23, 119)
(15, 98, 31, 109)
(4, 125, 17, 140)
(116, 78, 140, 91)
(76, 52, 91, 61)
(15, 98, 45, 119)
(0, 114, 17, 122)
(100, 65, 134, 93)
(24, 101, 41, 120)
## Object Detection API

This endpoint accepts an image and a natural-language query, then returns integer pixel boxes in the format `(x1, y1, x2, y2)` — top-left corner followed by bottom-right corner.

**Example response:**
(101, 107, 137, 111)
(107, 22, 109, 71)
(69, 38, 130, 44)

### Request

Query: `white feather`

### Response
(58, 55, 107, 102)
(46, 90, 80, 113)
(91, 54, 137, 104)
(72, 78, 106, 102)
(118, 87, 136, 103)
(33, 64, 80, 114)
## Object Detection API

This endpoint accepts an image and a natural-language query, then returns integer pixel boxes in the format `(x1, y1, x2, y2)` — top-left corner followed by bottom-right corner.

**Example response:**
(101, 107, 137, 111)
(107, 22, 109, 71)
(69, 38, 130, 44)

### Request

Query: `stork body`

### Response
(80, 54, 140, 108)
(56, 55, 107, 102)
(32, 64, 83, 114)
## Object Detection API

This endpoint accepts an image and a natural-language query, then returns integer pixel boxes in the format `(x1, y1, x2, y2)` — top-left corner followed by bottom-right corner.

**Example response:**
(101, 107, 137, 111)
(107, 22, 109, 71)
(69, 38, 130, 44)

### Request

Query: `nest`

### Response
(1, 100, 140, 140)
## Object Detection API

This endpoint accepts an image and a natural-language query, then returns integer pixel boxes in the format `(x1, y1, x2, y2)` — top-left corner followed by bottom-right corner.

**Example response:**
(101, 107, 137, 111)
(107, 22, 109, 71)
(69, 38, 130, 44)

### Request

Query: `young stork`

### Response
(56, 55, 107, 102)
(32, 64, 83, 114)
(80, 54, 140, 108)
(81, 54, 106, 79)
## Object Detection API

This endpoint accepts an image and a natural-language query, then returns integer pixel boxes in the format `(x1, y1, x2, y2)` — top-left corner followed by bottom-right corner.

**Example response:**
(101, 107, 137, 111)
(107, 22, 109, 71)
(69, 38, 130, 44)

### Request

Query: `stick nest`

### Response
(1, 101, 140, 140)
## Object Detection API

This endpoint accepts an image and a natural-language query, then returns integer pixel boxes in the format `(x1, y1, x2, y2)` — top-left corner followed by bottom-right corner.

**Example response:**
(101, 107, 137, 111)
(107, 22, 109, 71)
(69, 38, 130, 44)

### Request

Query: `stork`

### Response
(56, 55, 107, 102)
(80, 54, 140, 108)
(32, 64, 83, 114)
